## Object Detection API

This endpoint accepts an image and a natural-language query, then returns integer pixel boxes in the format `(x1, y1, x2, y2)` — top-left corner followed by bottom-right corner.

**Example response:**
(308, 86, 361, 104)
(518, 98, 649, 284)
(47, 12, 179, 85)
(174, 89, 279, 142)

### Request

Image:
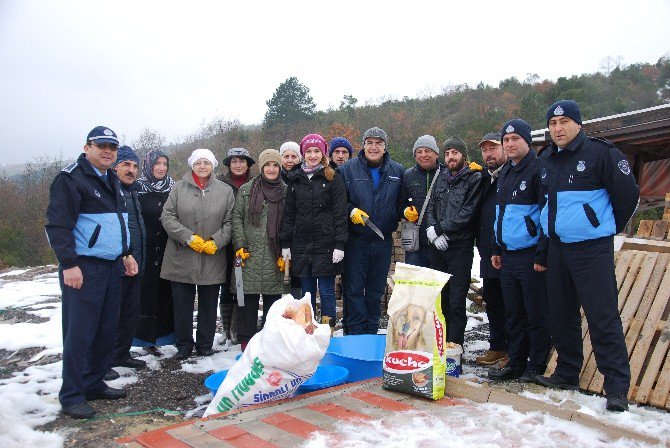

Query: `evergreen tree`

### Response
(263, 77, 316, 128)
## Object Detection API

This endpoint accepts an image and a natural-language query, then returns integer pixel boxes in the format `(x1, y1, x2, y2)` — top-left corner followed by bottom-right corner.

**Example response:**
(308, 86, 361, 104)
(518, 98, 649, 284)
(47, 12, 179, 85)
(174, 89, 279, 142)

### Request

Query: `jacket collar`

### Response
(509, 149, 536, 172)
(549, 130, 587, 154)
(358, 150, 389, 171)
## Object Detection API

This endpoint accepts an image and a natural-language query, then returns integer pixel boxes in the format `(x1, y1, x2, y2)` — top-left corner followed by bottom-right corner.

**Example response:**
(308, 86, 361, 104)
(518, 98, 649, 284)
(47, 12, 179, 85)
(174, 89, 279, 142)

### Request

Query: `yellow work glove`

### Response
(350, 208, 369, 226)
(202, 239, 217, 255)
(235, 248, 250, 260)
(404, 206, 419, 223)
(469, 161, 483, 172)
(277, 256, 285, 272)
(187, 234, 206, 253)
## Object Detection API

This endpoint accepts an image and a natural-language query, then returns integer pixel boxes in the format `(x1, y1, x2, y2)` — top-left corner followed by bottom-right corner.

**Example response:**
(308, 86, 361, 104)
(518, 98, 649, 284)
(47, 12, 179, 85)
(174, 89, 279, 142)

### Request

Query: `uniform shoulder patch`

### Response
(618, 159, 631, 175)
(61, 162, 78, 173)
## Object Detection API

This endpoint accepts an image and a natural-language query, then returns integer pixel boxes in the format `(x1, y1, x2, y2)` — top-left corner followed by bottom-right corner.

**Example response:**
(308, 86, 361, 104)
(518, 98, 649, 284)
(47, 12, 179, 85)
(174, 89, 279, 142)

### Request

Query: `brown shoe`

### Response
(496, 357, 509, 369)
(476, 350, 508, 366)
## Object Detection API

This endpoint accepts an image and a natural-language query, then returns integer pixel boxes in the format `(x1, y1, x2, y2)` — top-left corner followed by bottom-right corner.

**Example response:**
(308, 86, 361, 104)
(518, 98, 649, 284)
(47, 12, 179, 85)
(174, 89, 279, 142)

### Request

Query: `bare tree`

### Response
(132, 128, 167, 158)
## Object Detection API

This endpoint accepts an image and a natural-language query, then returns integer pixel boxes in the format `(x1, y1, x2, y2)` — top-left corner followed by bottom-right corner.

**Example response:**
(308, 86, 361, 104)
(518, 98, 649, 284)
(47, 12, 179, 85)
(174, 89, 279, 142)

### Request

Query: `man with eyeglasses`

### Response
(46, 126, 138, 419)
(339, 127, 404, 334)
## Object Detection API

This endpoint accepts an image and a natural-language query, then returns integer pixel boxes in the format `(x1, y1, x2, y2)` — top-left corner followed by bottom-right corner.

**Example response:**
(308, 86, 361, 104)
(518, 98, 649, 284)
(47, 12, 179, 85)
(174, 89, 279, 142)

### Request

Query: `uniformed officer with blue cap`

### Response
(535, 101, 639, 412)
(46, 126, 138, 419)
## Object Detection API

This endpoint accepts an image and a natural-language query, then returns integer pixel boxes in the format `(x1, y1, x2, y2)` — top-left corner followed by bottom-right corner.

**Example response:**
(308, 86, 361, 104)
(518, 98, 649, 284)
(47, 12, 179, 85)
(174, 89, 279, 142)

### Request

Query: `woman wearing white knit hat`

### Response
(279, 141, 301, 184)
(160, 148, 236, 360)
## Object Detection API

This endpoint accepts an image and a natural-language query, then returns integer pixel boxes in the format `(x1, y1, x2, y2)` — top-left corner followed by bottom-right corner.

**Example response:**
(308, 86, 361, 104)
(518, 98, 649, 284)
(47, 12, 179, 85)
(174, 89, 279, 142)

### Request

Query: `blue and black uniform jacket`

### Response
(339, 151, 404, 239)
(494, 151, 547, 264)
(45, 153, 131, 269)
(538, 131, 640, 244)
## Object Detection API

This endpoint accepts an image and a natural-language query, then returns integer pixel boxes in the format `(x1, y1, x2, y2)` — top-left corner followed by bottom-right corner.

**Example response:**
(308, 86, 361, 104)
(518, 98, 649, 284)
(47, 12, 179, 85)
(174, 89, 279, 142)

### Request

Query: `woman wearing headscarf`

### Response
(134, 149, 176, 353)
(160, 149, 235, 360)
(280, 134, 348, 331)
(216, 148, 256, 347)
(232, 149, 289, 351)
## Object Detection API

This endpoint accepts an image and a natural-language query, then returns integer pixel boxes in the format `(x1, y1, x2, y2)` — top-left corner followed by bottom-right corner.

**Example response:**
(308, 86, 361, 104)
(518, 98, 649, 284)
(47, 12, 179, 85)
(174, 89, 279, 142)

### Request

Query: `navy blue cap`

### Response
(87, 126, 119, 145)
(501, 119, 532, 147)
(329, 137, 353, 156)
(546, 100, 582, 125)
(113, 145, 140, 167)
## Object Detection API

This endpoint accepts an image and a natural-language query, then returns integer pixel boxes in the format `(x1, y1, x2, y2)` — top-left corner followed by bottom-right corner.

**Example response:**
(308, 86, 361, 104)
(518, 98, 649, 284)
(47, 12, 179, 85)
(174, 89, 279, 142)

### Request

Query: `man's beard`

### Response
(448, 158, 465, 173)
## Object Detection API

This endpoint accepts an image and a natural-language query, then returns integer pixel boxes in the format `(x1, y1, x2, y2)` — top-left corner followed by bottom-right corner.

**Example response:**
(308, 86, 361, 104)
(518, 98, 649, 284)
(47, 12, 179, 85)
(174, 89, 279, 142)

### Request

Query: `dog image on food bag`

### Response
(390, 303, 429, 352)
(383, 263, 450, 400)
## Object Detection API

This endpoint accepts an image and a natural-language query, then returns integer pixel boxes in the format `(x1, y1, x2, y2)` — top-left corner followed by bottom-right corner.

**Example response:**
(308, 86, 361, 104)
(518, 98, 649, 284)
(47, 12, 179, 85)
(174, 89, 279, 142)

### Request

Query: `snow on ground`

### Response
(1, 265, 669, 447)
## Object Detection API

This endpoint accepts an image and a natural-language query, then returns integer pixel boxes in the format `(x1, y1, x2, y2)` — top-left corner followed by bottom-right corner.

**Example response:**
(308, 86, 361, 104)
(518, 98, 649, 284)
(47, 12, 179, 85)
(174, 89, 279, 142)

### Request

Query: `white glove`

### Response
(434, 235, 449, 251)
(282, 248, 291, 261)
(332, 249, 344, 264)
(426, 226, 438, 243)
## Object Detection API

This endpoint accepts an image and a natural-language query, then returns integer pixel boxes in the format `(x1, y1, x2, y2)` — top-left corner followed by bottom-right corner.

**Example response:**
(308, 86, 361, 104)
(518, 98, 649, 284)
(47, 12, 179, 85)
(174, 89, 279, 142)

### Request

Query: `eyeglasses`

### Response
(364, 141, 385, 148)
(91, 142, 118, 151)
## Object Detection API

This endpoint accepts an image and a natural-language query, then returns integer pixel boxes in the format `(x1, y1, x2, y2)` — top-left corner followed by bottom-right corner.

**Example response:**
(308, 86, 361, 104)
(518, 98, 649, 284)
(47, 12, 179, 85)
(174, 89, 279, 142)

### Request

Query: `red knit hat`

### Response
(299, 133, 328, 157)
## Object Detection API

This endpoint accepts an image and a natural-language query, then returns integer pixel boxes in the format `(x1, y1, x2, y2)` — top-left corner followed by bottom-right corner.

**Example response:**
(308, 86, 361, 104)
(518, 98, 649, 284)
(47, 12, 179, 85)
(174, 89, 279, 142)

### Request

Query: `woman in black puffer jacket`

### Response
(280, 134, 348, 328)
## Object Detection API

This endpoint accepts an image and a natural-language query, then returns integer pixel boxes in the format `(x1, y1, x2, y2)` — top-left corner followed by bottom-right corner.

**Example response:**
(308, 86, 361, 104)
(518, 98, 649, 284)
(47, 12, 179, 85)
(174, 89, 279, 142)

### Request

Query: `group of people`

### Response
(46, 99, 639, 419)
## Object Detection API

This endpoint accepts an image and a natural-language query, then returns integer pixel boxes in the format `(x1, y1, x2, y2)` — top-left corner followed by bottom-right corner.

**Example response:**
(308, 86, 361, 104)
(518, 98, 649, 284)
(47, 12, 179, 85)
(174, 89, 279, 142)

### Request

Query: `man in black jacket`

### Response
(488, 120, 550, 382)
(111, 146, 147, 372)
(45, 126, 137, 419)
(536, 100, 639, 412)
(426, 137, 483, 346)
(340, 127, 404, 334)
(400, 135, 443, 268)
(474, 132, 509, 366)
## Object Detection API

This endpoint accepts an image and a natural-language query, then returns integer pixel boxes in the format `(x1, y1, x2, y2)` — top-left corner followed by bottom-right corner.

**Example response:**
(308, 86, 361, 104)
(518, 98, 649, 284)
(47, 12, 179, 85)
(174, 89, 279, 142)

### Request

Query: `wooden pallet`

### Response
(545, 250, 670, 410)
(637, 219, 670, 239)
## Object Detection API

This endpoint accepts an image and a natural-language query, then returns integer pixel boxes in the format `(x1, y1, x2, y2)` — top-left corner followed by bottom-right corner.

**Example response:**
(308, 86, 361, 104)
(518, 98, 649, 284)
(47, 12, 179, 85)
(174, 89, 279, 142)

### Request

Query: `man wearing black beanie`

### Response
(536, 100, 640, 412)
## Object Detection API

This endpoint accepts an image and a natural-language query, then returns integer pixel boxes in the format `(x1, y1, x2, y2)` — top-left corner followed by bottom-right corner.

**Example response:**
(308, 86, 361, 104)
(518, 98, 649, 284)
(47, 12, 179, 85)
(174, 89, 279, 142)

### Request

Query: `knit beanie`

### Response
(413, 135, 439, 156)
(113, 145, 140, 167)
(187, 148, 218, 169)
(329, 137, 353, 157)
(500, 119, 532, 147)
(279, 141, 302, 160)
(443, 136, 467, 159)
(258, 148, 282, 169)
(546, 100, 582, 125)
(362, 127, 388, 145)
(299, 134, 328, 157)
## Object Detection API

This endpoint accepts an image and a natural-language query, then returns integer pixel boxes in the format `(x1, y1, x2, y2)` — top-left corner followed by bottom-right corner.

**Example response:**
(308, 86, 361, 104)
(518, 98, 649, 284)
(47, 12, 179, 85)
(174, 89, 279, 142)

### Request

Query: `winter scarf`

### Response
(137, 149, 174, 195)
(249, 174, 284, 257)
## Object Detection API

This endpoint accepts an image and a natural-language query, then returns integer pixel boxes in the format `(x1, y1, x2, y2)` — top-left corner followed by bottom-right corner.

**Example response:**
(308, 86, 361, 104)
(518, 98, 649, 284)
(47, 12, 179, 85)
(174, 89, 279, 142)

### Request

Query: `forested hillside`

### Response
(1, 55, 668, 268)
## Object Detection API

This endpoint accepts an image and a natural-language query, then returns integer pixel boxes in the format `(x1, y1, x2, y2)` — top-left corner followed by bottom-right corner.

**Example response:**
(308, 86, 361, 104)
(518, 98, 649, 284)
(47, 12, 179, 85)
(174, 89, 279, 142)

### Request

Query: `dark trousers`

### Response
(500, 248, 550, 372)
(429, 242, 473, 346)
(301, 265, 336, 323)
(172, 282, 219, 351)
(547, 237, 630, 395)
(482, 277, 508, 352)
(344, 235, 393, 334)
(59, 257, 122, 408)
(404, 244, 431, 268)
(113, 274, 141, 362)
(237, 294, 281, 344)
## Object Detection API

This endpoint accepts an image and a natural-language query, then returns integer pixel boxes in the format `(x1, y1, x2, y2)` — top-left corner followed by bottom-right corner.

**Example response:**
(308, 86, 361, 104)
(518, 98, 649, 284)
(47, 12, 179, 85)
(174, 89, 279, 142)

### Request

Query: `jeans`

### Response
(301, 263, 336, 323)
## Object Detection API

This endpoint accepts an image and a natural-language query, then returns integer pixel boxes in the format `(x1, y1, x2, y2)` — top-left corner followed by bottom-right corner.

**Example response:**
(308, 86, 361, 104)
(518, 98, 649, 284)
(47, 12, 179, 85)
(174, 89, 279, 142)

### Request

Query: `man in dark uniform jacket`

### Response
(488, 120, 550, 382)
(535, 100, 639, 412)
(474, 132, 509, 366)
(46, 126, 138, 419)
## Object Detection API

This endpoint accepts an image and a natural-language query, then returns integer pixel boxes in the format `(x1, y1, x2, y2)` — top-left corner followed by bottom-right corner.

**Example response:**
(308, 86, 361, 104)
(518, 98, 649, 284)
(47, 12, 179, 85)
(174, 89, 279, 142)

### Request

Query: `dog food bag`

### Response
(204, 294, 330, 417)
(383, 262, 451, 400)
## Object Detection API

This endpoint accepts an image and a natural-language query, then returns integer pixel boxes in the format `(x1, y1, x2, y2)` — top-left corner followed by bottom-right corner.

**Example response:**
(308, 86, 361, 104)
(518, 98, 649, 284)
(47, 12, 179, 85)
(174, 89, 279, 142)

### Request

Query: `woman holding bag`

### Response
(280, 134, 348, 330)
(232, 149, 289, 351)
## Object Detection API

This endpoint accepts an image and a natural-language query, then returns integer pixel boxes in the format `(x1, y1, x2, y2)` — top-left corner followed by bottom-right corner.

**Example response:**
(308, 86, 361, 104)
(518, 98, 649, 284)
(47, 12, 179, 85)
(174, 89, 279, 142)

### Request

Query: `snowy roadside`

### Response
(0, 261, 668, 447)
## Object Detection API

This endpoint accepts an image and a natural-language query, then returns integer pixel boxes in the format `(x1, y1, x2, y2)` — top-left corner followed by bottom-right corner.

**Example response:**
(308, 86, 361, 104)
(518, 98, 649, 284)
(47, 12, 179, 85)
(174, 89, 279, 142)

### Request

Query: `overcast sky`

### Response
(1, 0, 669, 165)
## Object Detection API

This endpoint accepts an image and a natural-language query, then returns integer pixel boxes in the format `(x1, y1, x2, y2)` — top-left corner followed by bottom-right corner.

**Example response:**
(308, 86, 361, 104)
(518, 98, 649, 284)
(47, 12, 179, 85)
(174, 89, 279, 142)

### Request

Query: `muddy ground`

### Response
(1, 266, 494, 447)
